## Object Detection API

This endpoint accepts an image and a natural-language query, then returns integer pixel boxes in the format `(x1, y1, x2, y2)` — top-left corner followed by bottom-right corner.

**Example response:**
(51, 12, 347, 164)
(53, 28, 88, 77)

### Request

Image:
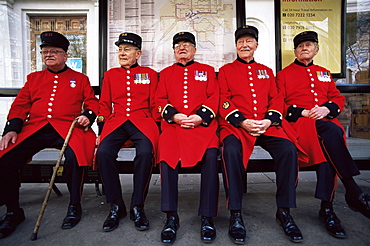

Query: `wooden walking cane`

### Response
(30, 118, 78, 240)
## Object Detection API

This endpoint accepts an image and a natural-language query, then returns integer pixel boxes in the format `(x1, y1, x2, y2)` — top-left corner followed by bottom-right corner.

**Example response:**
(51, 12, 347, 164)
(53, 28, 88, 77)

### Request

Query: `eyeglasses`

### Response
(40, 50, 66, 55)
(236, 39, 255, 46)
(118, 47, 138, 53)
(174, 42, 194, 50)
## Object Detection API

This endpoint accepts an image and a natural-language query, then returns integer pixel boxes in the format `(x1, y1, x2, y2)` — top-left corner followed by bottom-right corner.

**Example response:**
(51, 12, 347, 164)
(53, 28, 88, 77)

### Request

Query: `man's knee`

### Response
(223, 135, 241, 156)
(135, 145, 153, 159)
(96, 144, 110, 157)
(283, 141, 297, 155)
(317, 120, 343, 137)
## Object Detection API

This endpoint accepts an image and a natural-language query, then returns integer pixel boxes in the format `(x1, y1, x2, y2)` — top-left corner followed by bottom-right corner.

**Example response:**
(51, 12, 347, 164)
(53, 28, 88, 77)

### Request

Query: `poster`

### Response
(108, 0, 236, 71)
(280, 0, 343, 74)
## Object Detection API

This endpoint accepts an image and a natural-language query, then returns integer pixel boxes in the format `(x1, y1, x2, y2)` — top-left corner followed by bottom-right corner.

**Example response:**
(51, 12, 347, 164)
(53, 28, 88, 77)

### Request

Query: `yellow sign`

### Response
(280, 0, 342, 73)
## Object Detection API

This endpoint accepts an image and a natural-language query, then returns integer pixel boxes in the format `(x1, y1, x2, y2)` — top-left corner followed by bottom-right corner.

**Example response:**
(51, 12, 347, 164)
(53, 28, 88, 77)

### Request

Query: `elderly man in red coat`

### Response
(218, 26, 303, 244)
(95, 32, 160, 232)
(156, 32, 219, 244)
(276, 31, 370, 239)
(0, 31, 98, 239)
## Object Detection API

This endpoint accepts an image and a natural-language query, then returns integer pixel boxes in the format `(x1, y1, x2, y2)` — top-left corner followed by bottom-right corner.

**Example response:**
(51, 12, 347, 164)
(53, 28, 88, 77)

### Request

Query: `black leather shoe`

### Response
(61, 205, 82, 229)
(201, 216, 216, 243)
(319, 208, 346, 239)
(102, 204, 127, 232)
(345, 193, 370, 219)
(161, 216, 180, 244)
(228, 212, 246, 245)
(130, 206, 149, 231)
(276, 211, 303, 243)
(0, 208, 25, 239)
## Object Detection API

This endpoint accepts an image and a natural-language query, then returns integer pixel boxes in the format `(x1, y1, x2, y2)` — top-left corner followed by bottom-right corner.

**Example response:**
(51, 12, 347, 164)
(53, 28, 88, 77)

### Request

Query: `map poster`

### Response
(280, 0, 344, 76)
(108, 0, 236, 71)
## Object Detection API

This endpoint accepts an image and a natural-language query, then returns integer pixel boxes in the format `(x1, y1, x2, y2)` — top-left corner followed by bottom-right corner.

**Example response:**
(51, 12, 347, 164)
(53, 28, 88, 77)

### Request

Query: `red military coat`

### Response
(276, 61, 345, 167)
(156, 61, 219, 168)
(218, 59, 300, 168)
(97, 65, 160, 155)
(0, 67, 99, 166)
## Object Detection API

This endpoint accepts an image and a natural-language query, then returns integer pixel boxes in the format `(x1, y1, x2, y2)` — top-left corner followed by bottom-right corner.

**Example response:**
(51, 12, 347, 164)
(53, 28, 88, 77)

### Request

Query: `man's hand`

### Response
(172, 113, 188, 125)
(238, 119, 272, 137)
(179, 114, 203, 128)
(308, 106, 330, 119)
(302, 106, 330, 119)
(301, 109, 310, 118)
(0, 131, 18, 150)
(254, 119, 272, 134)
(238, 119, 261, 136)
(171, 114, 203, 128)
(76, 115, 90, 127)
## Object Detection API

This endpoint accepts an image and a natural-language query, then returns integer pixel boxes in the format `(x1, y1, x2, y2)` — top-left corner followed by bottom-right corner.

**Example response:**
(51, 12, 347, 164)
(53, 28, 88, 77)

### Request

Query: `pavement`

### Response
(1, 171, 370, 246)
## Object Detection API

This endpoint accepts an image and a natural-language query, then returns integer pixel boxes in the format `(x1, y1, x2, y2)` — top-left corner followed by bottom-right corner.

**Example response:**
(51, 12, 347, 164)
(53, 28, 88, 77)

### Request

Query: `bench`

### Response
(21, 137, 370, 196)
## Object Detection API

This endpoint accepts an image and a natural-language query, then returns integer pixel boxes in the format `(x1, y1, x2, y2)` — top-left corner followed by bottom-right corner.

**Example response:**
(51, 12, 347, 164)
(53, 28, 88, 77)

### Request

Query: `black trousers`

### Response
(160, 148, 219, 217)
(313, 120, 360, 202)
(96, 121, 153, 209)
(221, 134, 298, 210)
(0, 124, 83, 210)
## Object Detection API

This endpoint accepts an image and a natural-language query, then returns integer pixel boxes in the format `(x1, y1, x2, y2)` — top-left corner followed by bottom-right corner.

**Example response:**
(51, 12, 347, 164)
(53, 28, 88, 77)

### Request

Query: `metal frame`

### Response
(0, 0, 368, 97)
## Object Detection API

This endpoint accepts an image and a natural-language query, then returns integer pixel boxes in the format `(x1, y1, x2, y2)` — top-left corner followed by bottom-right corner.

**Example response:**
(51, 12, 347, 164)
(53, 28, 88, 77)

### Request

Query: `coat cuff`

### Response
(196, 105, 215, 127)
(226, 110, 247, 127)
(321, 101, 341, 119)
(162, 105, 179, 124)
(286, 105, 305, 122)
(3, 118, 23, 136)
(82, 108, 97, 126)
(265, 110, 282, 126)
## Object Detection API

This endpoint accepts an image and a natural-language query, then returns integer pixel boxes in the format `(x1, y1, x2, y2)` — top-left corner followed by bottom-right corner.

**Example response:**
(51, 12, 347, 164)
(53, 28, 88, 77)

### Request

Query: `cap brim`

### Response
(115, 40, 140, 49)
(40, 42, 60, 48)
(236, 31, 257, 41)
(295, 38, 318, 47)
(173, 38, 195, 45)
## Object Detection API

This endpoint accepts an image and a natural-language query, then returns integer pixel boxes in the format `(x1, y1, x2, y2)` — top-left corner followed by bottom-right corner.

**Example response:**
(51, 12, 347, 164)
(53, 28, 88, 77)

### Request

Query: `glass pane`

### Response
(107, 0, 237, 71)
(339, 93, 370, 140)
(337, 0, 370, 84)
(0, 98, 15, 135)
(35, 33, 87, 74)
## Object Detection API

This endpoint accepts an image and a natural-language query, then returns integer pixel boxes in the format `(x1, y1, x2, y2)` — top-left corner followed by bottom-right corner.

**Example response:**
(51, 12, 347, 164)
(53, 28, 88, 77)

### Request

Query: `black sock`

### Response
(6, 187, 20, 213)
(341, 177, 363, 198)
(230, 210, 241, 215)
(112, 198, 125, 207)
(320, 200, 333, 210)
(277, 207, 290, 214)
(166, 211, 178, 218)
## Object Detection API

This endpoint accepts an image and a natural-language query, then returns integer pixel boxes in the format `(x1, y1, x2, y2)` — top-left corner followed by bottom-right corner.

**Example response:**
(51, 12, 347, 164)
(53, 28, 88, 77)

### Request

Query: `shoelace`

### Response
(2, 213, 15, 221)
(163, 218, 177, 233)
(360, 194, 370, 207)
(231, 214, 244, 228)
(202, 219, 214, 230)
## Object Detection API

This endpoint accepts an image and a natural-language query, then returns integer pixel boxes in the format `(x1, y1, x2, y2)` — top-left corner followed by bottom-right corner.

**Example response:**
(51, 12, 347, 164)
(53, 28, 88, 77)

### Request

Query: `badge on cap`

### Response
(70, 79, 76, 88)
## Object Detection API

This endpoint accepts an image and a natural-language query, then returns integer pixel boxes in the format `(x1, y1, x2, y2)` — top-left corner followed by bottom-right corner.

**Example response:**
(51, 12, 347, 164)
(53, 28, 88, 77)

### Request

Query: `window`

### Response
(30, 16, 87, 74)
